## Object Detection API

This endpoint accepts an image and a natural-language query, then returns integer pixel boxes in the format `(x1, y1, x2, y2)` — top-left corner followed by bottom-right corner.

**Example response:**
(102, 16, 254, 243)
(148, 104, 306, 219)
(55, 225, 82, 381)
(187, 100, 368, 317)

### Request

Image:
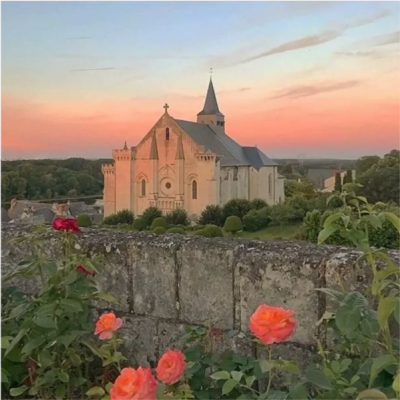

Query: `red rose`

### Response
(156, 349, 186, 385)
(77, 265, 96, 277)
(52, 217, 80, 233)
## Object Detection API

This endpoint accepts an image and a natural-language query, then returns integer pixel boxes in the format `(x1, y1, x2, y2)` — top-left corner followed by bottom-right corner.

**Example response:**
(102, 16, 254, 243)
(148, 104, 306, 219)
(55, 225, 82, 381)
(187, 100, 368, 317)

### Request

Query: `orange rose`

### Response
(156, 349, 186, 385)
(110, 367, 157, 400)
(250, 304, 296, 345)
(95, 312, 123, 340)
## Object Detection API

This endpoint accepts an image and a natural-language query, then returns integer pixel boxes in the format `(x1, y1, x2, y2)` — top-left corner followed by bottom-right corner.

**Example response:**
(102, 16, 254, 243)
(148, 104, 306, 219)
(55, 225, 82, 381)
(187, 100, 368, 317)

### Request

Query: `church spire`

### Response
(123, 141, 128, 150)
(197, 74, 225, 131)
(175, 134, 185, 160)
(149, 134, 159, 160)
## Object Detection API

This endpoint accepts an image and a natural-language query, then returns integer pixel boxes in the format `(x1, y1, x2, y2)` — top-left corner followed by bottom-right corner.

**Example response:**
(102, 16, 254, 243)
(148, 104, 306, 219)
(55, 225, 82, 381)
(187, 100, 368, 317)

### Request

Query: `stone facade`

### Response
(102, 80, 285, 218)
(3, 225, 398, 367)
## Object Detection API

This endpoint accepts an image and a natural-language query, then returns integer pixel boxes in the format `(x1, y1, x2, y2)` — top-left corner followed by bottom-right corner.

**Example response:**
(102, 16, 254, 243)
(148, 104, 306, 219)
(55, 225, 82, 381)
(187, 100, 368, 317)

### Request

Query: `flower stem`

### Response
(265, 346, 273, 396)
(112, 335, 121, 372)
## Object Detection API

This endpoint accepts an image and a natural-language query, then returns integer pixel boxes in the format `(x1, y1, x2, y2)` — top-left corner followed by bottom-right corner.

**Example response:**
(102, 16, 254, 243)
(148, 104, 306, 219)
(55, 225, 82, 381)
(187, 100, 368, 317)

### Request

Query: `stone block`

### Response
(119, 315, 158, 368)
(130, 236, 181, 319)
(179, 239, 236, 329)
(237, 241, 327, 345)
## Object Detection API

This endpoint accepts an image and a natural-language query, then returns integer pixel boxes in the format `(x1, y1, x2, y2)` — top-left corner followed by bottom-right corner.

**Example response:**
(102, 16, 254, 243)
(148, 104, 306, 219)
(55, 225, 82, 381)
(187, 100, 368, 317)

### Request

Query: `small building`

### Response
(307, 169, 356, 192)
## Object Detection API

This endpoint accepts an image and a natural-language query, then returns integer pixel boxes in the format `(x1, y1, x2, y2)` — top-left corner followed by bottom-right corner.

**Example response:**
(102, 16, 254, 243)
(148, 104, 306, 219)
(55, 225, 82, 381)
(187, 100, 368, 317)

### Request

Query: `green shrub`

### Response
(142, 206, 162, 227)
(303, 210, 322, 243)
(205, 224, 224, 237)
(199, 205, 223, 226)
(185, 224, 206, 232)
(77, 214, 92, 227)
(194, 228, 209, 237)
(103, 209, 134, 225)
(243, 207, 271, 232)
(222, 199, 251, 221)
(165, 208, 189, 226)
(223, 215, 243, 234)
(132, 217, 147, 231)
(269, 203, 296, 227)
(249, 198, 268, 210)
(151, 217, 167, 230)
(166, 227, 185, 234)
(153, 226, 166, 235)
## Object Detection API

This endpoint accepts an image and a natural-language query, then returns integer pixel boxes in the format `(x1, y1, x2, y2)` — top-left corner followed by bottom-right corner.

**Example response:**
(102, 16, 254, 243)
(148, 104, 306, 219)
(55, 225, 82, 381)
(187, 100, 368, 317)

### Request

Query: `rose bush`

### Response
(2, 202, 399, 400)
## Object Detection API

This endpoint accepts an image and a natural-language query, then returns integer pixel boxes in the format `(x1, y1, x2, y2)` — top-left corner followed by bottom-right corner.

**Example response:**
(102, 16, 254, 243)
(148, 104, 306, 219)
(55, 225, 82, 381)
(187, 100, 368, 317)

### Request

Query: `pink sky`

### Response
(2, 1, 399, 160)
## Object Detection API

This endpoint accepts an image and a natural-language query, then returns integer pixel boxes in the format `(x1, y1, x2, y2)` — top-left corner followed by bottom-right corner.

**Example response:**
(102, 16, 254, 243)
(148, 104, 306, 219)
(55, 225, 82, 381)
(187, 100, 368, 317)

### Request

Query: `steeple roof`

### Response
(197, 79, 224, 117)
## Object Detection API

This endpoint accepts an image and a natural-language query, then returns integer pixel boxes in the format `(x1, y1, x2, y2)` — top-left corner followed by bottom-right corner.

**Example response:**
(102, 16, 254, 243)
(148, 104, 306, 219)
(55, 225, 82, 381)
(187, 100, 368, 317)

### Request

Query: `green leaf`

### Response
(1, 336, 13, 349)
(1, 368, 9, 384)
(331, 360, 340, 374)
(105, 383, 113, 394)
(318, 224, 341, 245)
(95, 292, 118, 303)
(381, 212, 400, 234)
(335, 305, 361, 336)
(259, 359, 273, 373)
(288, 383, 309, 400)
(222, 379, 237, 395)
(59, 299, 83, 312)
(34, 316, 57, 329)
(306, 365, 333, 390)
(58, 371, 69, 383)
(4, 329, 27, 357)
(273, 361, 300, 374)
(21, 336, 46, 355)
(10, 386, 29, 397)
(393, 373, 400, 395)
(369, 355, 397, 387)
(38, 350, 53, 368)
(245, 375, 256, 387)
(86, 386, 106, 397)
(9, 302, 30, 319)
(377, 297, 398, 329)
(58, 331, 86, 348)
(63, 270, 79, 285)
(55, 385, 66, 400)
(210, 371, 230, 380)
(231, 371, 243, 383)
(357, 389, 388, 400)
(323, 213, 342, 228)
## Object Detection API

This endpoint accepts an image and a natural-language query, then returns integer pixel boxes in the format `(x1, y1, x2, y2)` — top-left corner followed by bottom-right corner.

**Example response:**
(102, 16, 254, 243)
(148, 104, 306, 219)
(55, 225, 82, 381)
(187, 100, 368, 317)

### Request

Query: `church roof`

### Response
(197, 79, 224, 117)
(175, 119, 277, 169)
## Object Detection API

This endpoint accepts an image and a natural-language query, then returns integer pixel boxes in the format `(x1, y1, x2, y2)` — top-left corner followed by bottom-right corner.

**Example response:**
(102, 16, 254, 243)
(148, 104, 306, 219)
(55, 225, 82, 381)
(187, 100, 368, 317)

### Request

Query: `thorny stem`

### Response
(239, 384, 261, 396)
(265, 346, 274, 397)
(112, 334, 121, 372)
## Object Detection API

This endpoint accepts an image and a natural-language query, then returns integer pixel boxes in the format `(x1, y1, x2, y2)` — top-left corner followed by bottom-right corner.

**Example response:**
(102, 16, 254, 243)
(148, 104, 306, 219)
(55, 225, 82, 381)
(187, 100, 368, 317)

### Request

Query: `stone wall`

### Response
(2, 226, 399, 369)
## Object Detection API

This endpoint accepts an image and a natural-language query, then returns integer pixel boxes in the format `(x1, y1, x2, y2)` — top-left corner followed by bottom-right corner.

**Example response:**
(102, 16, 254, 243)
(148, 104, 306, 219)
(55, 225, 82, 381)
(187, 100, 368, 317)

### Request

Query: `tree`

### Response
(1, 172, 27, 202)
(284, 179, 316, 199)
(334, 172, 342, 192)
(345, 169, 353, 183)
(357, 150, 400, 204)
(356, 155, 380, 176)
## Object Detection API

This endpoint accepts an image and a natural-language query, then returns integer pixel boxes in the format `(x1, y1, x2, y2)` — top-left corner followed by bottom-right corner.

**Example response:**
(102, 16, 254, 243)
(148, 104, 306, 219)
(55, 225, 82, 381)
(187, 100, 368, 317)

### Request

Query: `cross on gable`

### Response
(163, 103, 169, 113)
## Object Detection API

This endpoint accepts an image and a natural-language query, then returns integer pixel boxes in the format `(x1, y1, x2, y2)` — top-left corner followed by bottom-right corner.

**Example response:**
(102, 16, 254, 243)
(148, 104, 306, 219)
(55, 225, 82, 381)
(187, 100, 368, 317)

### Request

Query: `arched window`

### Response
(268, 174, 272, 196)
(192, 180, 197, 199)
(141, 179, 146, 196)
(166, 127, 170, 140)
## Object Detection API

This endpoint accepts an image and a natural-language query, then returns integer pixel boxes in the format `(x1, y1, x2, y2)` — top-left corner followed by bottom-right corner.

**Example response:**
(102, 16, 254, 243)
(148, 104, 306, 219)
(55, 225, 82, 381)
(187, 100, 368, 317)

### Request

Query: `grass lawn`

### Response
(235, 222, 303, 241)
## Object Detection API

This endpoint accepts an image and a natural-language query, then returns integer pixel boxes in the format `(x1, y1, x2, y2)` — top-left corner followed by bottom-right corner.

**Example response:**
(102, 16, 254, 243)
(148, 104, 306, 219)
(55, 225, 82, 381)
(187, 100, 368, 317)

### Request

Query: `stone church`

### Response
(102, 78, 285, 218)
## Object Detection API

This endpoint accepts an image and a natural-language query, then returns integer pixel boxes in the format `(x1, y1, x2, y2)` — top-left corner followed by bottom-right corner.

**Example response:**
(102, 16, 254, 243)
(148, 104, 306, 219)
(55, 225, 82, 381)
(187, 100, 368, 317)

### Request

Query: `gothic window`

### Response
(233, 167, 238, 181)
(192, 180, 197, 199)
(141, 179, 146, 196)
(166, 127, 170, 140)
(268, 174, 272, 196)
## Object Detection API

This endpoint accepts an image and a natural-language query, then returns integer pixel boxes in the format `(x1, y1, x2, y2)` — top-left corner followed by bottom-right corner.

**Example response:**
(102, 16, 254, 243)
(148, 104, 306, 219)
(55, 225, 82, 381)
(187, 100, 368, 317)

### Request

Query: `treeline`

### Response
(1, 158, 112, 205)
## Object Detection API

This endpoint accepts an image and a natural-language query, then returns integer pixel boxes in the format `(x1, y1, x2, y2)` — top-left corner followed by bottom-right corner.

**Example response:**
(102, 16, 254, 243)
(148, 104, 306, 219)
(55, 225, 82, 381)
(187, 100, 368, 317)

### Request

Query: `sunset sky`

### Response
(2, 1, 399, 160)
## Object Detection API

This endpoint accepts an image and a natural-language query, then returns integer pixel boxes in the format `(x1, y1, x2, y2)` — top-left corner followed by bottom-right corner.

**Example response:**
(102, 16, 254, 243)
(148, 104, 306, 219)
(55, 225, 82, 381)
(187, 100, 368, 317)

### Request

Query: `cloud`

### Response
(336, 51, 379, 58)
(70, 68, 116, 72)
(271, 80, 362, 99)
(238, 11, 391, 65)
(368, 31, 400, 47)
(240, 30, 341, 64)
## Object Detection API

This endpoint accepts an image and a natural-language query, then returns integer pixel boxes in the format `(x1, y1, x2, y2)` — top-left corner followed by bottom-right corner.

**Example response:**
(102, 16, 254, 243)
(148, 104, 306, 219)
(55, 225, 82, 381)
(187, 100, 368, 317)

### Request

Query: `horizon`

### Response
(2, 1, 400, 160)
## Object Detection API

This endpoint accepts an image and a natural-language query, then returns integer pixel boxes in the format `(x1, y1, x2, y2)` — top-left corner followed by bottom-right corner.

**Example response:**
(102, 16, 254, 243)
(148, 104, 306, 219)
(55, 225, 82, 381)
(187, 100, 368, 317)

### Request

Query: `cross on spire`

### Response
(163, 103, 169, 113)
(210, 67, 213, 79)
